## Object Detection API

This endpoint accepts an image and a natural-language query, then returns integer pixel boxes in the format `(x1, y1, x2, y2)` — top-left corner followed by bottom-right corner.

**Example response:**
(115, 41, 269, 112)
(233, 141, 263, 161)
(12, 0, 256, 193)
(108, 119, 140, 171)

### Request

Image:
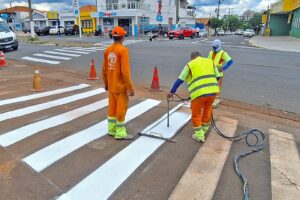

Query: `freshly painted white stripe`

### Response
(34, 54, 72, 60)
(55, 49, 90, 54)
(85, 47, 105, 51)
(0, 88, 105, 122)
(269, 129, 300, 200)
(22, 56, 61, 65)
(44, 51, 81, 57)
(23, 99, 160, 172)
(0, 99, 108, 147)
(0, 84, 89, 106)
(58, 107, 190, 200)
(62, 48, 96, 52)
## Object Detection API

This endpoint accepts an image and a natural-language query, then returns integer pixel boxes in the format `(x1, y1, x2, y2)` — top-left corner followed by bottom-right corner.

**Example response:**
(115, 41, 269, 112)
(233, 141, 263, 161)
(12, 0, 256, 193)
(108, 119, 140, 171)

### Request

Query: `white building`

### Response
(92, 0, 195, 36)
(60, 11, 76, 27)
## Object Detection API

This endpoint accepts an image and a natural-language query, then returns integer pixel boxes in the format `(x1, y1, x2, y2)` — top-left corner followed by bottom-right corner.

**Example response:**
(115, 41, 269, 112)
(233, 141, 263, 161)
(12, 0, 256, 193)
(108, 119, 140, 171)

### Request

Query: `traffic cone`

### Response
(0, 51, 7, 68)
(88, 59, 99, 80)
(30, 66, 45, 92)
(151, 66, 162, 91)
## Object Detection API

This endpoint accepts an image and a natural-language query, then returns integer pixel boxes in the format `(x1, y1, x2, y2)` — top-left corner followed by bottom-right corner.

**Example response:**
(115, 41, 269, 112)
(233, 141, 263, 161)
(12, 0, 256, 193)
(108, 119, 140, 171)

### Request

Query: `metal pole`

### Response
(217, 0, 221, 19)
(78, 0, 82, 38)
(28, 0, 35, 38)
(176, 0, 179, 25)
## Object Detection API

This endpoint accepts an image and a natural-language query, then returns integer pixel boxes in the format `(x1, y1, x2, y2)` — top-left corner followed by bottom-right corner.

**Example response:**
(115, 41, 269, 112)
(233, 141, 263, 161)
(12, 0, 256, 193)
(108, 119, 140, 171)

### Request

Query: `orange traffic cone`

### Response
(88, 59, 99, 80)
(0, 51, 7, 68)
(30, 66, 45, 92)
(151, 66, 162, 91)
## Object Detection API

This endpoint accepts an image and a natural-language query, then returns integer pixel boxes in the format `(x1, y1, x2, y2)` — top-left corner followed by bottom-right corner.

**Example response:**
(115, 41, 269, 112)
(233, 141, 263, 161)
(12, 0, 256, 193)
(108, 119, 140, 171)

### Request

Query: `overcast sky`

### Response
(0, 0, 279, 17)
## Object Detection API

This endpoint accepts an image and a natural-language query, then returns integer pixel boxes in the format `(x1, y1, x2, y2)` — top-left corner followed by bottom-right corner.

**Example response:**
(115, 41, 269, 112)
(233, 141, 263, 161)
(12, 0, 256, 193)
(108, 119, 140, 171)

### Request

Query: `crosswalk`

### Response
(21, 40, 145, 65)
(1, 84, 299, 200)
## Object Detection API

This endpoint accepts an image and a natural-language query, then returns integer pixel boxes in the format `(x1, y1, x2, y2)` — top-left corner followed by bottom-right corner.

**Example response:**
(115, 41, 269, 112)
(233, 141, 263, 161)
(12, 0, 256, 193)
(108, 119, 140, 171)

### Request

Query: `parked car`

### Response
(225, 30, 232, 35)
(198, 29, 208, 37)
(22, 26, 39, 33)
(0, 18, 18, 51)
(217, 29, 225, 36)
(35, 26, 51, 36)
(109, 27, 129, 38)
(49, 26, 65, 35)
(168, 26, 196, 40)
(244, 29, 255, 37)
(65, 25, 79, 35)
(235, 29, 244, 35)
(149, 26, 169, 37)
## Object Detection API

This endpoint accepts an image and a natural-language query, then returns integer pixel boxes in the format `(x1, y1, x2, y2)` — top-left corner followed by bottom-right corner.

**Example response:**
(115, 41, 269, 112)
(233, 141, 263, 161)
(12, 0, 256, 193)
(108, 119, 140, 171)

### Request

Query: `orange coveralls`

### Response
(102, 43, 133, 137)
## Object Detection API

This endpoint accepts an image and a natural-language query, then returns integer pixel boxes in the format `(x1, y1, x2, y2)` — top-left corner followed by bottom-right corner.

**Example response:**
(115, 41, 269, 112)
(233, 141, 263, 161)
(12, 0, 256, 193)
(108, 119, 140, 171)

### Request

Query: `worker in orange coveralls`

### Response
(102, 26, 135, 140)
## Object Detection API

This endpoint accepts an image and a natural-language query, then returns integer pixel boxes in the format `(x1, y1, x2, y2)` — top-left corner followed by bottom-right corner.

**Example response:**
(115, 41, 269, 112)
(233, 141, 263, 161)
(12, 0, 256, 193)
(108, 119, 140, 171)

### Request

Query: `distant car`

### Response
(65, 25, 79, 35)
(23, 26, 39, 33)
(35, 26, 51, 36)
(198, 29, 208, 37)
(149, 26, 169, 37)
(235, 29, 244, 35)
(49, 26, 65, 35)
(109, 27, 129, 39)
(244, 29, 255, 37)
(0, 18, 18, 51)
(225, 30, 232, 35)
(168, 26, 196, 40)
(217, 29, 225, 36)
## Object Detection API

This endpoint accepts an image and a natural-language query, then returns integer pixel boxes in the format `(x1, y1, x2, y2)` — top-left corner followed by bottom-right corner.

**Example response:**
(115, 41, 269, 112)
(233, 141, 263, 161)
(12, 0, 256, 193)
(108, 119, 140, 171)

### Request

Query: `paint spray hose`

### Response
(211, 114, 265, 200)
(170, 94, 266, 200)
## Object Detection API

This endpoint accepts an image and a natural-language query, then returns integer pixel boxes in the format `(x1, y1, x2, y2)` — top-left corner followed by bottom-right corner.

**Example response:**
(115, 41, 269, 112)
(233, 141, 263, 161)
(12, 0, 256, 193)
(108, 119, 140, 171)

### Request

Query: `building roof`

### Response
(80, 5, 96, 12)
(196, 18, 210, 26)
(0, 6, 31, 14)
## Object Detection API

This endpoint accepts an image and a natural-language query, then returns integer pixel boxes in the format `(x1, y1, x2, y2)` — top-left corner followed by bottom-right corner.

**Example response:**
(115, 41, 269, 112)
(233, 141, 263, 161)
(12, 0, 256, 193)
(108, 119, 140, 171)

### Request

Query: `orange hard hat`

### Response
(112, 26, 127, 37)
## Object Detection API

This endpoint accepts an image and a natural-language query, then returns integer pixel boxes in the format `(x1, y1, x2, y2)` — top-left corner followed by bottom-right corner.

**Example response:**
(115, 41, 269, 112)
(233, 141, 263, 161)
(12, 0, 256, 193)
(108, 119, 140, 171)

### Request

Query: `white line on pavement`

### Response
(0, 84, 89, 106)
(34, 54, 72, 60)
(57, 107, 190, 200)
(22, 57, 61, 65)
(23, 99, 161, 172)
(269, 129, 300, 200)
(0, 88, 105, 123)
(44, 51, 81, 57)
(54, 49, 90, 54)
(62, 48, 97, 52)
(0, 99, 108, 147)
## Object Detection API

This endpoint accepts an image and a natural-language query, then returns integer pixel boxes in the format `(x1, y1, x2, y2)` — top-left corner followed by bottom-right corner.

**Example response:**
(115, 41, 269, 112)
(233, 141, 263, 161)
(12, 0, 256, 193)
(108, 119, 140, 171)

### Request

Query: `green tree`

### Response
(210, 17, 224, 35)
(248, 12, 262, 29)
(222, 15, 242, 31)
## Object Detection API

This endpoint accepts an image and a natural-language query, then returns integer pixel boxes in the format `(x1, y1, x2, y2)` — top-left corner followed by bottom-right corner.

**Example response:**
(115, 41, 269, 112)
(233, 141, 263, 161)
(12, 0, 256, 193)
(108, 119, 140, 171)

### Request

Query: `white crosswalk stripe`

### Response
(44, 51, 81, 57)
(0, 84, 89, 106)
(0, 88, 105, 123)
(54, 49, 90, 54)
(33, 54, 72, 60)
(21, 56, 61, 65)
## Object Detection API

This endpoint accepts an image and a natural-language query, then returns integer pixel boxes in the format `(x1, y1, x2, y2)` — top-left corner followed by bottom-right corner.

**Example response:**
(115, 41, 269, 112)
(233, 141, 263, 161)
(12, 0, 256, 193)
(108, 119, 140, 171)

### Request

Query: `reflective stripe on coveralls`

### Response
(186, 57, 219, 100)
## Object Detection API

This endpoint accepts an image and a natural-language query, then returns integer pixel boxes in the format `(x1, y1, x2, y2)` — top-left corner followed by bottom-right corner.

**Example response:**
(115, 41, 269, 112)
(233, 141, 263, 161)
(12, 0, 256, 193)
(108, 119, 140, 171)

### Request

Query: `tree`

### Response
(248, 12, 262, 29)
(210, 17, 224, 35)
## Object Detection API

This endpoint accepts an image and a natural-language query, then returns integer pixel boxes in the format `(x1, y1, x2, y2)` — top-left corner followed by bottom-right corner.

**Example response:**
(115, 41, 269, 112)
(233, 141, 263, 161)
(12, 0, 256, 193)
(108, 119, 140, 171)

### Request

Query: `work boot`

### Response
(108, 116, 116, 136)
(192, 127, 205, 143)
(115, 121, 134, 140)
(202, 123, 211, 135)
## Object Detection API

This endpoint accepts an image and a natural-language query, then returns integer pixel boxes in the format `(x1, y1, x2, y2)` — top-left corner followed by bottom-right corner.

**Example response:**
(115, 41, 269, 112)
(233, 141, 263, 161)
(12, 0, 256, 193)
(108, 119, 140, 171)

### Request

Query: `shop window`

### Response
(82, 20, 93, 29)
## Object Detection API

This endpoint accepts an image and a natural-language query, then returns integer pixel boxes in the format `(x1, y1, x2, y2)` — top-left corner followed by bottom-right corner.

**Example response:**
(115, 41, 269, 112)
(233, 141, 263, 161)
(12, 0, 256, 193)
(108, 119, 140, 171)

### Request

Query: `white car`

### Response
(225, 30, 232, 35)
(49, 26, 65, 35)
(235, 29, 244, 35)
(198, 29, 208, 37)
(217, 30, 225, 36)
(244, 29, 255, 37)
(0, 18, 18, 51)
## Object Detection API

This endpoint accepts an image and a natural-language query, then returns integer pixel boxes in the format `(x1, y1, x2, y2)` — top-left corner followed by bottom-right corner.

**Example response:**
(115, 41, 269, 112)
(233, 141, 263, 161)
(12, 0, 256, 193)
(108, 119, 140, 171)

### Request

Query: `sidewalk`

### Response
(249, 36, 300, 53)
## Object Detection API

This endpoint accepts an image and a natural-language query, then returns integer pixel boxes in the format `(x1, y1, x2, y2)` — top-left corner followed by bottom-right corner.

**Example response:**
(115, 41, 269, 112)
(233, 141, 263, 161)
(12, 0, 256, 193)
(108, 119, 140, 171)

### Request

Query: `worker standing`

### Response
(102, 26, 135, 140)
(208, 39, 234, 108)
(167, 52, 220, 142)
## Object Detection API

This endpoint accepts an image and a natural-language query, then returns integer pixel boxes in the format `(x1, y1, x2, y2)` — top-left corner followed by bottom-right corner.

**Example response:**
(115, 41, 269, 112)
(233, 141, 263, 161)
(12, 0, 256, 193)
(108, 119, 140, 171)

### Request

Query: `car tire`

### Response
(13, 46, 18, 51)
(169, 37, 173, 40)
(179, 34, 184, 40)
(191, 34, 195, 39)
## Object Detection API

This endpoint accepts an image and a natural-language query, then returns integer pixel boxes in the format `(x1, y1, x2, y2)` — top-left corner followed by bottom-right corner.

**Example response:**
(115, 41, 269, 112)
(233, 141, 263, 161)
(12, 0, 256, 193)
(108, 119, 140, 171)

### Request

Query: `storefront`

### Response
(92, 0, 195, 36)
(77, 5, 97, 33)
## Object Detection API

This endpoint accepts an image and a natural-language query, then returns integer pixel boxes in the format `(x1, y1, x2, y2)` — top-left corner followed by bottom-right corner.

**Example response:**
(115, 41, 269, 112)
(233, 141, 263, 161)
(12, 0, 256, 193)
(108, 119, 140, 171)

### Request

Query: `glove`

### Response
(167, 93, 173, 99)
(127, 89, 135, 97)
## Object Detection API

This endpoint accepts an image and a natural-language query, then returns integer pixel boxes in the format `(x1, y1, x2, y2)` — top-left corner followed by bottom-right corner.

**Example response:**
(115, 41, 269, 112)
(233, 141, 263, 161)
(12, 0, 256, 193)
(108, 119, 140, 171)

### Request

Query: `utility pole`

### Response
(28, 0, 35, 38)
(176, 0, 179, 25)
(217, 0, 221, 19)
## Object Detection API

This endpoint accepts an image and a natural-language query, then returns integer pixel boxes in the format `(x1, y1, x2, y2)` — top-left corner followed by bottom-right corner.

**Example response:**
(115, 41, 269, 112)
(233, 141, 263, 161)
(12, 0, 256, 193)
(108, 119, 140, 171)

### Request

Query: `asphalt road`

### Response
(5, 35, 300, 114)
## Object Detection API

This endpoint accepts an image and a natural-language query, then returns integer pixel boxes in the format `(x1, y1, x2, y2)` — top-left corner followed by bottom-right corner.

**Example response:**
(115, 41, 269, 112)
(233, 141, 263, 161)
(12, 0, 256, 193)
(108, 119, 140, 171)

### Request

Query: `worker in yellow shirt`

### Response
(208, 39, 234, 108)
(168, 51, 220, 142)
(102, 26, 134, 140)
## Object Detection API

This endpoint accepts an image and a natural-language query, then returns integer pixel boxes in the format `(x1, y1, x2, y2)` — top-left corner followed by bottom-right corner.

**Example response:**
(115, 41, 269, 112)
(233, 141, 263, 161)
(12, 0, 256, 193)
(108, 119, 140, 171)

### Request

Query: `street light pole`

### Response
(28, 0, 35, 38)
(217, 0, 221, 19)
(176, 0, 179, 25)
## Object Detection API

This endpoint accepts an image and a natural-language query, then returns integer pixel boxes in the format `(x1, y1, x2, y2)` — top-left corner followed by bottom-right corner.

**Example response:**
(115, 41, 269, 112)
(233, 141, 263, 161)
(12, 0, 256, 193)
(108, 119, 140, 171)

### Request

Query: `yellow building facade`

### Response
(76, 5, 96, 33)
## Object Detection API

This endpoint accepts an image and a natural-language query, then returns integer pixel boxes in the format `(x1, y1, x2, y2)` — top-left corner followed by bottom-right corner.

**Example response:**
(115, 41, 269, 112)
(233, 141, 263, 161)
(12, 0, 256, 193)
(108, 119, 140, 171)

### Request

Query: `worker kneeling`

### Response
(167, 52, 220, 142)
(102, 26, 135, 140)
